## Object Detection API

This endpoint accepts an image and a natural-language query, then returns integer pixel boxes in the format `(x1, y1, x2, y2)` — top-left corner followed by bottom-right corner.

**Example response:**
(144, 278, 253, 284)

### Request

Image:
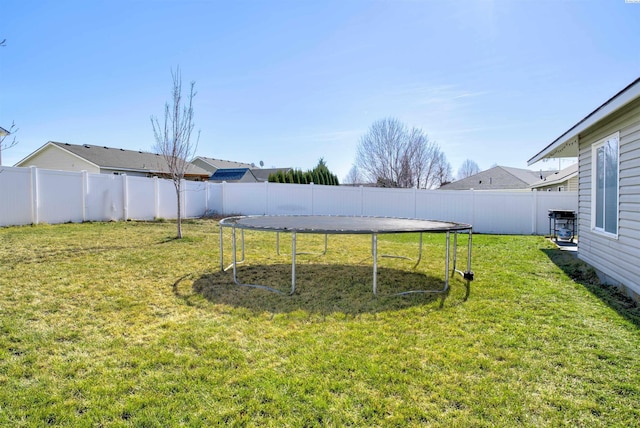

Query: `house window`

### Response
(592, 132, 619, 236)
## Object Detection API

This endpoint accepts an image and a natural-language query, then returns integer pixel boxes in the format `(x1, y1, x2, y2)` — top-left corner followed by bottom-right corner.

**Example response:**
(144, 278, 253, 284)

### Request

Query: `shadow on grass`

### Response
(178, 263, 470, 315)
(541, 248, 640, 327)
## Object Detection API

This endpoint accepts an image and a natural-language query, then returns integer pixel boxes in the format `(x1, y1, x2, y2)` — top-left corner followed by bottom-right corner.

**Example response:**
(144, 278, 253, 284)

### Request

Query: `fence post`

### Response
(122, 174, 128, 221)
(310, 182, 315, 215)
(153, 176, 159, 219)
(532, 190, 538, 235)
(81, 170, 88, 222)
(204, 181, 209, 216)
(221, 181, 227, 216)
(264, 180, 269, 215)
(30, 166, 39, 225)
(470, 189, 475, 227)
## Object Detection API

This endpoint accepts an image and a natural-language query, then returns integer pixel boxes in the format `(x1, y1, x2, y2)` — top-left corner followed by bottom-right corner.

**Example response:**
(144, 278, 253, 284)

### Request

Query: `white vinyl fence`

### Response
(0, 166, 578, 235)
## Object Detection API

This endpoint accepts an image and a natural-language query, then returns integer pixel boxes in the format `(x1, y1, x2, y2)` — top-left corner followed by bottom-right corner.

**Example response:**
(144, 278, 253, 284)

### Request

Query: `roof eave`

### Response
(530, 171, 578, 188)
(528, 77, 640, 166)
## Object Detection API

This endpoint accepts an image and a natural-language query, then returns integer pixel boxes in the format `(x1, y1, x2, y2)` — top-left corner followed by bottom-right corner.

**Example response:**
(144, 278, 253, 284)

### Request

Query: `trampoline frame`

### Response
(218, 215, 474, 300)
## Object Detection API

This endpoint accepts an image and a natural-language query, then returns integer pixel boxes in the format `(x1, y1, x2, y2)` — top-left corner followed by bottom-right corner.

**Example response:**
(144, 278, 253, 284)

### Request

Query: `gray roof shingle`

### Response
(51, 142, 210, 177)
(194, 156, 254, 170)
(439, 166, 555, 190)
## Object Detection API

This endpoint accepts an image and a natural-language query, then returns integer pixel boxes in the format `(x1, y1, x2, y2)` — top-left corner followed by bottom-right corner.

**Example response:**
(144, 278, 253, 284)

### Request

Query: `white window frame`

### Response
(591, 132, 620, 238)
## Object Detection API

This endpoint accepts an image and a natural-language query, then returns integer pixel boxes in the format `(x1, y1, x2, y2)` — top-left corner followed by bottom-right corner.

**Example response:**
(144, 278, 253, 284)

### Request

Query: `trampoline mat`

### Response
(219, 215, 471, 234)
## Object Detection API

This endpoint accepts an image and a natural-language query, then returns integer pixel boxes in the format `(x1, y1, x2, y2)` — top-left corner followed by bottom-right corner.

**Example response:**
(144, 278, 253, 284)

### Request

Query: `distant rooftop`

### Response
(530, 163, 578, 189)
(194, 156, 254, 170)
(48, 142, 210, 176)
(209, 168, 254, 182)
(439, 166, 556, 190)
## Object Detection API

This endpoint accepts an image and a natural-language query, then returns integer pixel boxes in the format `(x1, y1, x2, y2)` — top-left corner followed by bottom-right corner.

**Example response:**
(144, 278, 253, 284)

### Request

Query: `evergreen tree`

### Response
(269, 159, 340, 186)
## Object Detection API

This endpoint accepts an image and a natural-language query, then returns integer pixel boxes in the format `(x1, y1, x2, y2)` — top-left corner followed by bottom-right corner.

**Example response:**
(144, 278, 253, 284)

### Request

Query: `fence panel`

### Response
(310, 185, 361, 216)
(266, 183, 313, 215)
(362, 187, 416, 218)
(221, 182, 267, 215)
(185, 180, 207, 218)
(37, 169, 84, 224)
(128, 176, 156, 220)
(472, 192, 535, 234)
(86, 173, 123, 221)
(207, 183, 223, 215)
(157, 179, 177, 220)
(415, 190, 474, 225)
(0, 166, 33, 226)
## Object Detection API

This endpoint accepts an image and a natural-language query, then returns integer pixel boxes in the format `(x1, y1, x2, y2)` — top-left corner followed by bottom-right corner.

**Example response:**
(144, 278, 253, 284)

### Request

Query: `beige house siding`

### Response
(17, 144, 100, 173)
(577, 97, 640, 298)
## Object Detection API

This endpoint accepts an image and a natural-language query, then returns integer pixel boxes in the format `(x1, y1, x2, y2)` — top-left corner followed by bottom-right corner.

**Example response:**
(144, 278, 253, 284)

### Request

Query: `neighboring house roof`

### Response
(193, 156, 254, 172)
(209, 168, 256, 182)
(530, 163, 578, 189)
(208, 167, 292, 183)
(528, 77, 640, 164)
(0, 126, 9, 136)
(251, 167, 291, 182)
(439, 166, 555, 190)
(17, 142, 211, 178)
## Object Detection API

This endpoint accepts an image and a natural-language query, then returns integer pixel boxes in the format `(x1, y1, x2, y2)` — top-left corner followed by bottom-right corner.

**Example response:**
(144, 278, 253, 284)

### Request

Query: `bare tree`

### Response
(457, 159, 480, 179)
(434, 151, 453, 187)
(355, 117, 451, 189)
(343, 164, 364, 185)
(151, 67, 200, 239)
(0, 122, 18, 166)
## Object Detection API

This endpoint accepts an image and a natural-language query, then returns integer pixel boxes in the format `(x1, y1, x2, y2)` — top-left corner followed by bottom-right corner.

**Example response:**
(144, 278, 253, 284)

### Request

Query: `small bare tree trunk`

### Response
(175, 183, 182, 239)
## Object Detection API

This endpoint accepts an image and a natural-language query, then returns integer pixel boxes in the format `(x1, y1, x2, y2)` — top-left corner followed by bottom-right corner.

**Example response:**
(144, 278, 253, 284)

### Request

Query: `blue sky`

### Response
(1, 0, 639, 180)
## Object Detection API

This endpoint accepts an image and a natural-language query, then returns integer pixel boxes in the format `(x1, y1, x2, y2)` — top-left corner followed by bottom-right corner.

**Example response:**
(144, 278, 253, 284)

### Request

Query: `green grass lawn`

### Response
(1, 220, 639, 427)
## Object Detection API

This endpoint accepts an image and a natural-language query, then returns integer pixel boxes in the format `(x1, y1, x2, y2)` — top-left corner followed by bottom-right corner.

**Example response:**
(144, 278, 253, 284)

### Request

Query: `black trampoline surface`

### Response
(219, 215, 472, 234)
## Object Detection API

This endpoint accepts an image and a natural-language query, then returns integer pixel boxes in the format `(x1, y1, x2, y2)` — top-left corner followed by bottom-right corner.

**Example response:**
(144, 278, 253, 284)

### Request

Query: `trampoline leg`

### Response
(452, 232, 458, 273)
(231, 226, 238, 284)
(440, 232, 450, 308)
(372, 233, 378, 295)
(219, 226, 224, 271)
(223, 227, 245, 272)
(240, 229, 245, 262)
(464, 231, 473, 301)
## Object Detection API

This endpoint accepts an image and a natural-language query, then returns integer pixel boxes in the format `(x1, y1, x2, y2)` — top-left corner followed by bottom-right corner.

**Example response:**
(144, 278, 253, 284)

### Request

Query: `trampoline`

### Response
(219, 215, 474, 300)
